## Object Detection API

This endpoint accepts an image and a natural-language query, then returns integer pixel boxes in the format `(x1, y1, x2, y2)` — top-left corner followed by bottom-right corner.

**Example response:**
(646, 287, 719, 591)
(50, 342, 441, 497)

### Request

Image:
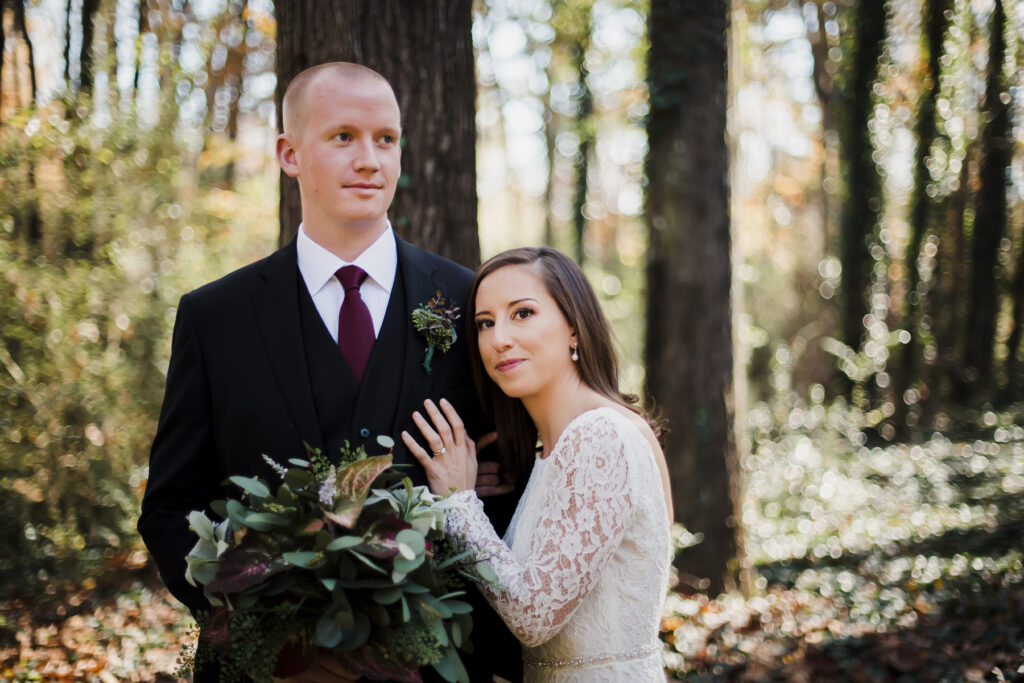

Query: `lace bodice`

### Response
(445, 407, 671, 682)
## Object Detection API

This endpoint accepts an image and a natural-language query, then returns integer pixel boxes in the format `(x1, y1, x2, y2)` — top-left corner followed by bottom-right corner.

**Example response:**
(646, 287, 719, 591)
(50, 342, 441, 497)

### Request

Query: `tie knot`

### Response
(337, 265, 368, 292)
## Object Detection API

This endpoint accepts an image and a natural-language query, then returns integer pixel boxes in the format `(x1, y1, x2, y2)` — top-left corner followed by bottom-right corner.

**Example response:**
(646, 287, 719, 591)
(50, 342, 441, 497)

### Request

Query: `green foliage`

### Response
(663, 387, 1024, 679)
(183, 453, 483, 682)
(0, 96, 275, 599)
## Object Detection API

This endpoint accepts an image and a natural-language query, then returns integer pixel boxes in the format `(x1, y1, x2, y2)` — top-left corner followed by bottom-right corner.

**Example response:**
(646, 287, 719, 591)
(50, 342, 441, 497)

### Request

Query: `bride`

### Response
(402, 247, 673, 682)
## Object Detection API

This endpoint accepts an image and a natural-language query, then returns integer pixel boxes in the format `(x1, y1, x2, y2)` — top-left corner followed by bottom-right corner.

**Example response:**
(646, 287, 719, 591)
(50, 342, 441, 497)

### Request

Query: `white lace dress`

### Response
(445, 407, 671, 682)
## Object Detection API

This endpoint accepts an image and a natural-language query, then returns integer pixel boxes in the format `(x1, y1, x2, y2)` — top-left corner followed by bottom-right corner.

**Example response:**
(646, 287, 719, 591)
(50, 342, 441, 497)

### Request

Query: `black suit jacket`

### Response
(138, 236, 522, 679)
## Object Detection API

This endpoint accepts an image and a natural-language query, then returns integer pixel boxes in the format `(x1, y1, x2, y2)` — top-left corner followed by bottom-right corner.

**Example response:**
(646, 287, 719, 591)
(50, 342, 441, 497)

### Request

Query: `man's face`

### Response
(279, 75, 402, 236)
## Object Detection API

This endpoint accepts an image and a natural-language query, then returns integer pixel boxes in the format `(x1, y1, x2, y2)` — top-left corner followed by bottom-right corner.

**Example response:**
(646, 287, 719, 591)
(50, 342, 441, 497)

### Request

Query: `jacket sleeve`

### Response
(137, 293, 222, 614)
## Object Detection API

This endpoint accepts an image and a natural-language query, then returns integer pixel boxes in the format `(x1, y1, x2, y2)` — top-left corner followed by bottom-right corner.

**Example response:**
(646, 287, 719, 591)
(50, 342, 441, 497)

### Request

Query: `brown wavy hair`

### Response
(465, 247, 663, 484)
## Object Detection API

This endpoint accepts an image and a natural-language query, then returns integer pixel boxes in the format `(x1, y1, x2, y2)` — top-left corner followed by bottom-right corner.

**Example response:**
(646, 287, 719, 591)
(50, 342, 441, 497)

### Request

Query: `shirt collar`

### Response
(296, 223, 397, 296)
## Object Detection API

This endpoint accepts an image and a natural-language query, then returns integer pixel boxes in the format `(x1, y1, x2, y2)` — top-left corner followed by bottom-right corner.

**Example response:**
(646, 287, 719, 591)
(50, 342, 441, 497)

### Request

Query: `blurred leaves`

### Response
(0, 88, 275, 601)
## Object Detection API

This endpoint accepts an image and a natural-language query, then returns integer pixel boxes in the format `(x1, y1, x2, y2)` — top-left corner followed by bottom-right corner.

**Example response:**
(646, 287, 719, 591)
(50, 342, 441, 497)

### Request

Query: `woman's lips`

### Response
(495, 359, 524, 372)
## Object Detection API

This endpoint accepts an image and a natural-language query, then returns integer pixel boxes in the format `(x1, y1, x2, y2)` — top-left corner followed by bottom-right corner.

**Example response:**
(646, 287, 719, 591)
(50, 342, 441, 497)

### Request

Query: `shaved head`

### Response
(281, 62, 399, 138)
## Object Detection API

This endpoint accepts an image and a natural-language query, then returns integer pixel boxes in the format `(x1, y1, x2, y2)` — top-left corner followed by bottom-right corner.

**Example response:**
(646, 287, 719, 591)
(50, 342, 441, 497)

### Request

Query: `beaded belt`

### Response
(523, 644, 661, 671)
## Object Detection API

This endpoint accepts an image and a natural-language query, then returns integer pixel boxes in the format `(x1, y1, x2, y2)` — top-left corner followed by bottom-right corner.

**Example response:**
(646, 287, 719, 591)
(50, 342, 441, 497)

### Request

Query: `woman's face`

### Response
(473, 264, 577, 401)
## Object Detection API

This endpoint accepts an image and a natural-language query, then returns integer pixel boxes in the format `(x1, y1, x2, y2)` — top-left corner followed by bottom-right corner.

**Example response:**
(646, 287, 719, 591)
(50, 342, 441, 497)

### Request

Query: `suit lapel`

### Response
(251, 239, 325, 453)
(392, 238, 443, 434)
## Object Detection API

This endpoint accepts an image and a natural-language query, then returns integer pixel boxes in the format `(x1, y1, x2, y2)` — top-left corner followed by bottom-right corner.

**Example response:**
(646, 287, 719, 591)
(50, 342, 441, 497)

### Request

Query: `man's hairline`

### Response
(282, 64, 400, 139)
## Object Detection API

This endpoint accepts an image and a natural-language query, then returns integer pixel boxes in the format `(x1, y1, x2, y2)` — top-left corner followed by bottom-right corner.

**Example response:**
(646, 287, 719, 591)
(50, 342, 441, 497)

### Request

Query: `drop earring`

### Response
(571, 343, 579, 362)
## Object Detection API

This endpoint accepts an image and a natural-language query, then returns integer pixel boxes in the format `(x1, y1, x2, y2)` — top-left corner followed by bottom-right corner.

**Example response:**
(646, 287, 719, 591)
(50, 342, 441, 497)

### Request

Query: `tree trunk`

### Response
(960, 0, 1010, 402)
(837, 1, 887, 355)
(63, 0, 72, 86)
(13, 0, 36, 104)
(132, 0, 147, 101)
(645, 0, 740, 596)
(896, 0, 950, 425)
(570, 31, 593, 266)
(0, 0, 6, 112)
(79, 0, 101, 93)
(274, 1, 479, 268)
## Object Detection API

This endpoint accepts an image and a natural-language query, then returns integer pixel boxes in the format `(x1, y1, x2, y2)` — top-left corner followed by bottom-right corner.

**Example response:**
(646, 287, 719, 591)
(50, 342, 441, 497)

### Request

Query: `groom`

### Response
(138, 62, 521, 681)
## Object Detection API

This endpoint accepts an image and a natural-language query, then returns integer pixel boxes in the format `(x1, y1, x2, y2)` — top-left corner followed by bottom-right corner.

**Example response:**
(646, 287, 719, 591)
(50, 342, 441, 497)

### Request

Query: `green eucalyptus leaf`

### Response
(314, 614, 342, 648)
(372, 586, 403, 604)
(225, 499, 250, 526)
(229, 475, 271, 498)
(442, 599, 473, 615)
(325, 535, 363, 551)
(285, 468, 313, 490)
(209, 499, 228, 518)
(400, 595, 411, 622)
(282, 551, 322, 568)
(349, 550, 387, 574)
(287, 458, 311, 468)
(336, 612, 371, 652)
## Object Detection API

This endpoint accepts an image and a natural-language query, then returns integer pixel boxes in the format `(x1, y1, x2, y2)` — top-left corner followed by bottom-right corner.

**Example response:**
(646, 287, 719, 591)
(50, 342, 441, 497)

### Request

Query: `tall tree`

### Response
(897, 0, 951, 421)
(274, 1, 479, 267)
(960, 0, 1011, 401)
(79, 0, 101, 93)
(13, 0, 36, 104)
(0, 1, 7, 111)
(836, 0, 887, 355)
(645, 0, 740, 594)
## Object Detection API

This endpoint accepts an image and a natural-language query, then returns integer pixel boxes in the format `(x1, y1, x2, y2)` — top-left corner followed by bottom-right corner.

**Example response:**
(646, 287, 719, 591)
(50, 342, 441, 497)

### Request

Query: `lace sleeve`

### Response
(444, 412, 636, 647)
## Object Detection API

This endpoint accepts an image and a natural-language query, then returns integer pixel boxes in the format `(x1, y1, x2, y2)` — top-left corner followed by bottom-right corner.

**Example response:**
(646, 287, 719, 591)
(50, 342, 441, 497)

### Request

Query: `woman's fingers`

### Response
(402, 430, 433, 469)
(411, 410, 445, 455)
(422, 400, 455, 449)
(476, 430, 498, 450)
(438, 399, 467, 447)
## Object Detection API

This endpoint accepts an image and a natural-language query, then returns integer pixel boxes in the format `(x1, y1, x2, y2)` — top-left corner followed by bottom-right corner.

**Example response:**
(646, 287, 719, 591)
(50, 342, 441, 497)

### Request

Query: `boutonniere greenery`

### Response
(411, 290, 461, 373)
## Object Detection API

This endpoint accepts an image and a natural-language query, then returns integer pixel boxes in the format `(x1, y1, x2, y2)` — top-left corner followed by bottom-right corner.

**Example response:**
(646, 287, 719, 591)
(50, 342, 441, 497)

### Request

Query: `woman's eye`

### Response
(512, 308, 534, 321)
(475, 319, 493, 330)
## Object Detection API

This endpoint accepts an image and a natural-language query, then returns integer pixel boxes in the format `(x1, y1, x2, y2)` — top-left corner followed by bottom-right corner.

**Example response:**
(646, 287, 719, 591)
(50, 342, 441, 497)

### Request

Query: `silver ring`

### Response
(432, 447, 446, 456)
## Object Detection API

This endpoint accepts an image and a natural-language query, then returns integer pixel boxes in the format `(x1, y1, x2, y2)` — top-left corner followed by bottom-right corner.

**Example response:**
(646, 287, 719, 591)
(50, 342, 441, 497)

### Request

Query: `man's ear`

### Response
(276, 134, 300, 178)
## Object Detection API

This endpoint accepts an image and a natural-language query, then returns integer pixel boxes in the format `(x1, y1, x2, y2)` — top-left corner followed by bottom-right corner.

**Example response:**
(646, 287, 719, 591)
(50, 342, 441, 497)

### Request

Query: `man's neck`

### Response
(303, 218, 389, 262)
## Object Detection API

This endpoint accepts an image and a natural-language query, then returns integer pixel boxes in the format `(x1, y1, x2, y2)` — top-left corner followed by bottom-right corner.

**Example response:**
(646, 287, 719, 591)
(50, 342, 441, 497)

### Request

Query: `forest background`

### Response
(1, 0, 1024, 680)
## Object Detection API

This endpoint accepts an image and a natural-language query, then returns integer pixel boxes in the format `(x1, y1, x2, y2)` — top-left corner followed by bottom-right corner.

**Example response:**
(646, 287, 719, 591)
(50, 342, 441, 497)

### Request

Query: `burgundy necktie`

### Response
(336, 265, 374, 382)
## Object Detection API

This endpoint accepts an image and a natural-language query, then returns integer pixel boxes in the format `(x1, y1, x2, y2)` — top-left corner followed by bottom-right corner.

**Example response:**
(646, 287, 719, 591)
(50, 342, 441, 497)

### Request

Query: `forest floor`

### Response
(2, 404, 1023, 682)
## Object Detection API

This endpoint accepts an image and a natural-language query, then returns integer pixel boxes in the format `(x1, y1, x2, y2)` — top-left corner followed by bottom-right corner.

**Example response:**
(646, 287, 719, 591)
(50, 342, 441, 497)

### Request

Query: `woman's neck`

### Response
(522, 376, 609, 458)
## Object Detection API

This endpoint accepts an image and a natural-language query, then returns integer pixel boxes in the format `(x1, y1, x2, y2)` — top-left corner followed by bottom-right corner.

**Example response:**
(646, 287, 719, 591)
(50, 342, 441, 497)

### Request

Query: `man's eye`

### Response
(336, 132, 352, 141)
(475, 319, 493, 331)
(512, 308, 534, 321)
(381, 135, 395, 144)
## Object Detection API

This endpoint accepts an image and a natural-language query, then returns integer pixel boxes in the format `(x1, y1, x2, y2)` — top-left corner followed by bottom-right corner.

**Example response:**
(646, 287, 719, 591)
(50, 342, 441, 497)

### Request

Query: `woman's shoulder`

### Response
(557, 404, 659, 460)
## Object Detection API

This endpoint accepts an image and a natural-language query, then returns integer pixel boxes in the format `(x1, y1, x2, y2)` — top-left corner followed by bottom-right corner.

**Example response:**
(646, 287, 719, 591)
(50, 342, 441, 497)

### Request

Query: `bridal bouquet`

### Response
(178, 439, 493, 683)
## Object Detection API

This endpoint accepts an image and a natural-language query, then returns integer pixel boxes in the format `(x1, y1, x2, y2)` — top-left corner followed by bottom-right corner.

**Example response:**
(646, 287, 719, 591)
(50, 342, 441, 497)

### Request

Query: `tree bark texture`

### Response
(0, 1, 7, 112)
(13, 0, 36, 103)
(274, 1, 479, 268)
(837, 0, 887, 353)
(961, 0, 1011, 401)
(79, 0, 100, 93)
(897, 0, 949, 410)
(645, 0, 740, 595)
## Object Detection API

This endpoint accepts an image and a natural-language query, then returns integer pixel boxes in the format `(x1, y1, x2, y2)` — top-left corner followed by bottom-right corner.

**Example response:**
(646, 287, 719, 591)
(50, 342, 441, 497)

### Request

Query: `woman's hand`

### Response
(402, 398, 478, 496)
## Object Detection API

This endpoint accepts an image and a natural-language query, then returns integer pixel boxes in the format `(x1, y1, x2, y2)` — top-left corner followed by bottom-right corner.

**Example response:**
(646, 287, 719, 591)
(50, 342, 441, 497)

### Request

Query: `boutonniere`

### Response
(411, 290, 461, 373)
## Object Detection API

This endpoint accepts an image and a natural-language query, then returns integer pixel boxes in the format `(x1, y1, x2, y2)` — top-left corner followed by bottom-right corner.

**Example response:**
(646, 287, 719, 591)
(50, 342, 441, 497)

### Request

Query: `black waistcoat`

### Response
(297, 264, 408, 462)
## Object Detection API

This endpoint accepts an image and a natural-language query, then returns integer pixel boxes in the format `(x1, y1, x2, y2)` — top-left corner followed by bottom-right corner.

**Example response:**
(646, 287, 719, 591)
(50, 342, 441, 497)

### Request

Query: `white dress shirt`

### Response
(296, 224, 398, 342)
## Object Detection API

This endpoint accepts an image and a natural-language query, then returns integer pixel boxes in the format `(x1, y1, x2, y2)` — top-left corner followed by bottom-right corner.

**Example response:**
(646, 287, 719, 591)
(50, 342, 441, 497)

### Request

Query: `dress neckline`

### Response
(539, 405, 634, 461)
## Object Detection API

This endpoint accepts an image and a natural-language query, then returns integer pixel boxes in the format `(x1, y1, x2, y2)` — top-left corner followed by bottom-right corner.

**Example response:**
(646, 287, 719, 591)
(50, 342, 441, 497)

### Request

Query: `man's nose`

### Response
(352, 139, 381, 171)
